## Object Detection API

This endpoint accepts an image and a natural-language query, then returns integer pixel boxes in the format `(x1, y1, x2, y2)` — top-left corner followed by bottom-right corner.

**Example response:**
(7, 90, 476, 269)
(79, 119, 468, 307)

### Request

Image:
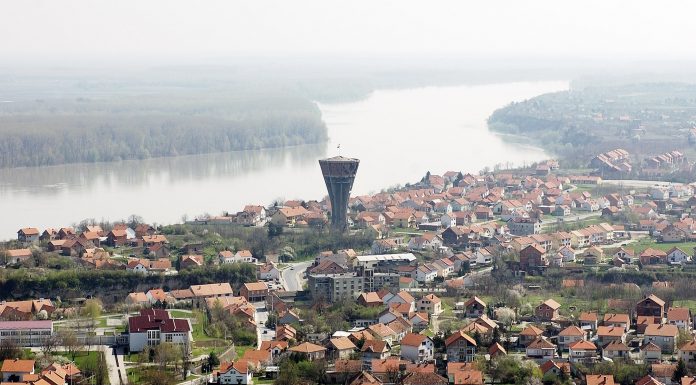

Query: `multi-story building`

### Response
(240, 281, 269, 302)
(445, 330, 477, 362)
(128, 309, 191, 353)
(0, 320, 53, 347)
(400, 333, 434, 363)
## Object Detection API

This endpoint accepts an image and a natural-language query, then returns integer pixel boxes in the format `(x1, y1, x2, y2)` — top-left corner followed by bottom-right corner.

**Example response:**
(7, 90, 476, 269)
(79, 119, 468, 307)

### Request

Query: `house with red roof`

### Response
(400, 333, 434, 363)
(216, 361, 252, 385)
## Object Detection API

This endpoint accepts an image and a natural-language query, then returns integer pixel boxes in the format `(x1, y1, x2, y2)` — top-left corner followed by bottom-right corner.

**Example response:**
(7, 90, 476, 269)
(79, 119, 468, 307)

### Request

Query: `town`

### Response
(5, 150, 696, 385)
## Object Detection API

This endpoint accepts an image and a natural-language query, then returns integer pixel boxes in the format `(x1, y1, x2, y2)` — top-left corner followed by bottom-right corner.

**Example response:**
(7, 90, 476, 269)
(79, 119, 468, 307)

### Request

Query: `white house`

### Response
(400, 333, 434, 363)
(258, 263, 280, 281)
(415, 265, 437, 283)
(441, 213, 456, 228)
(557, 246, 576, 263)
(216, 361, 252, 385)
(667, 247, 690, 264)
(383, 291, 416, 312)
(417, 294, 442, 315)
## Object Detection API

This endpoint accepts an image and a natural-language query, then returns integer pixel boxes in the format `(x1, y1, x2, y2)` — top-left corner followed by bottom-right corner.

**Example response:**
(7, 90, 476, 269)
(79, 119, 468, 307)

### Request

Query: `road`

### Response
(253, 301, 276, 349)
(281, 261, 312, 292)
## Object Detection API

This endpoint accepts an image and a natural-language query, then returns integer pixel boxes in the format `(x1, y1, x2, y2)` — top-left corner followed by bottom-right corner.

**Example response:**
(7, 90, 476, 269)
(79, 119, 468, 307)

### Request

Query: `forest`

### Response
(487, 82, 696, 168)
(0, 88, 327, 168)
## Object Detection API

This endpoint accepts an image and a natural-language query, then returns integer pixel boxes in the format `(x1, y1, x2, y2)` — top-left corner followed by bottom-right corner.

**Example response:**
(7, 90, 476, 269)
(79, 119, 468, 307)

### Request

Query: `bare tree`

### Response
(40, 334, 60, 360)
(58, 329, 83, 361)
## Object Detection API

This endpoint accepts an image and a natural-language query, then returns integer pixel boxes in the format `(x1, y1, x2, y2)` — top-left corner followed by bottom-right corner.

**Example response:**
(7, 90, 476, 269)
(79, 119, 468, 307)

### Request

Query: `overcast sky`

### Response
(2, 0, 696, 63)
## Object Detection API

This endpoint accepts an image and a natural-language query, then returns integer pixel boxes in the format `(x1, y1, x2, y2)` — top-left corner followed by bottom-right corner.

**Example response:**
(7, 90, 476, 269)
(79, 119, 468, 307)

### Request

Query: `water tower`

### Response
(319, 156, 360, 231)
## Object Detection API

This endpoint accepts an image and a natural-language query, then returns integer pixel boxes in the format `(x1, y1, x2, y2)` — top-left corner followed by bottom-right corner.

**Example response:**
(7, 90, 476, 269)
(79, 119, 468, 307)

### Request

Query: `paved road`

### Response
(253, 301, 276, 349)
(281, 261, 312, 292)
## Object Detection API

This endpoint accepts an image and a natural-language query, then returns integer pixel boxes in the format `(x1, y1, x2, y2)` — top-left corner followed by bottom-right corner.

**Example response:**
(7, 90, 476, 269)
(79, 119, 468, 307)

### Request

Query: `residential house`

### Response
(526, 338, 556, 361)
(519, 325, 545, 346)
(328, 337, 357, 360)
(1, 359, 35, 383)
(579, 312, 599, 332)
(3, 249, 32, 265)
(464, 297, 486, 319)
(17, 228, 39, 243)
(361, 340, 390, 370)
(597, 326, 626, 346)
(587, 375, 616, 385)
(418, 294, 442, 315)
(258, 263, 281, 281)
(520, 244, 548, 273)
(678, 340, 696, 364)
(636, 295, 666, 317)
(568, 340, 597, 363)
(641, 342, 662, 363)
(400, 333, 434, 363)
(667, 308, 692, 330)
(558, 326, 586, 350)
(289, 342, 326, 361)
(644, 324, 678, 353)
(603, 340, 630, 361)
(535, 299, 560, 321)
(667, 247, 690, 264)
(240, 282, 269, 302)
(445, 330, 477, 362)
(603, 313, 631, 331)
(216, 361, 252, 385)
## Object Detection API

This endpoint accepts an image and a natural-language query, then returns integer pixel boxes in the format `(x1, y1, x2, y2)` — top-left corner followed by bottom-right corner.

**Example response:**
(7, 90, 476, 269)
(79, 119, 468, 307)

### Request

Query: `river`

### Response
(0, 81, 567, 239)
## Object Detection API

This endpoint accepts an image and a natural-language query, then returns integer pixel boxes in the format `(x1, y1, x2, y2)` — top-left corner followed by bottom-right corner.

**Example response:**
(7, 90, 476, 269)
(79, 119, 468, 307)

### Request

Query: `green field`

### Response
(631, 238, 696, 254)
(55, 351, 103, 371)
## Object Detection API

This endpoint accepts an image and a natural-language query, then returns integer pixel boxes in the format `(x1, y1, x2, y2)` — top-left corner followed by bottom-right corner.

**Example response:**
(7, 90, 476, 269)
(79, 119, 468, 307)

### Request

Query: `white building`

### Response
(0, 320, 53, 347)
(128, 309, 191, 353)
(216, 361, 252, 385)
(400, 333, 434, 363)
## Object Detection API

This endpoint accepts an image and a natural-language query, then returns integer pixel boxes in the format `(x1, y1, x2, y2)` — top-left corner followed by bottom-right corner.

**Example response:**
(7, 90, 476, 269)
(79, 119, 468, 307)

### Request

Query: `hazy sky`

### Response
(2, 0, 696, 62)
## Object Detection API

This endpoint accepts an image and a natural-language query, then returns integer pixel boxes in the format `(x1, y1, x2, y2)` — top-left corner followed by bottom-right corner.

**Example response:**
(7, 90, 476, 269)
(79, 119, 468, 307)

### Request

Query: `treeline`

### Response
(0, 92, 327, 168)
(0, 263, 256, 301)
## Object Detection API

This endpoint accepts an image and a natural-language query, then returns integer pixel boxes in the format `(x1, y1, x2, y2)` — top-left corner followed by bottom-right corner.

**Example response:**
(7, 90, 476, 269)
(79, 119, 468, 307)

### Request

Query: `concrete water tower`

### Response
(319, 156, 360, 231)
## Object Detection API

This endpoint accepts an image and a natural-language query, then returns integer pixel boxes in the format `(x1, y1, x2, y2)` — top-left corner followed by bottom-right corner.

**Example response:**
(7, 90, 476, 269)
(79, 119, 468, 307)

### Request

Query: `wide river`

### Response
(0, 81, 567, 240)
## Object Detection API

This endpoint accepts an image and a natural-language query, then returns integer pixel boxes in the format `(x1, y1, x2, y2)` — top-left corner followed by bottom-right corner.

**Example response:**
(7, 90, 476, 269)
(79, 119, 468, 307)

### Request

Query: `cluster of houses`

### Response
(0, 359, 81, 385)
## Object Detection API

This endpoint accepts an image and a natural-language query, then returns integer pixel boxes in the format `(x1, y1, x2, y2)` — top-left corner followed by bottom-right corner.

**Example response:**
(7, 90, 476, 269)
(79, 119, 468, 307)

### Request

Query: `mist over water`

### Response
(0, 81, 567, 239)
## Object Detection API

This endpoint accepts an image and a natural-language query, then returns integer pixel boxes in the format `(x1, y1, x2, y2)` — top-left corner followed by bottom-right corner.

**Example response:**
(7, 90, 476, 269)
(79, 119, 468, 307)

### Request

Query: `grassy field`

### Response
(169, 310, 193, 319)
(631, 238, 696, 254)
(55, 351, 102, 371)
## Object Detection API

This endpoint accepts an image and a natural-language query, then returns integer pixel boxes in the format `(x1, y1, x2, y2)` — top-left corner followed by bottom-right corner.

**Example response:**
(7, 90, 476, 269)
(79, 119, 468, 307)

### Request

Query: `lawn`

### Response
(55, 351, 102, 371)
(235, 345, 255, 359)
(631, 238, 696, 254)
(169, 310, 194, 319)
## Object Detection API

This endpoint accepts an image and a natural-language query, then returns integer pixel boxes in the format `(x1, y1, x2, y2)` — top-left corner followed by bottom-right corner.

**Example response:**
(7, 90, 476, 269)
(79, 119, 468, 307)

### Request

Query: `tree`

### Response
(0, 339, 21, 361)
(492, 327, 501, 344)
(275, 359, 299, 385)
(207, 352, 220, 368)
(58, 329, 83, 361)
(155, 342, 179, 370)
(673, 359, 687, 382)
(95, 351, 108, 385)
(40, 334, 60, 360)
